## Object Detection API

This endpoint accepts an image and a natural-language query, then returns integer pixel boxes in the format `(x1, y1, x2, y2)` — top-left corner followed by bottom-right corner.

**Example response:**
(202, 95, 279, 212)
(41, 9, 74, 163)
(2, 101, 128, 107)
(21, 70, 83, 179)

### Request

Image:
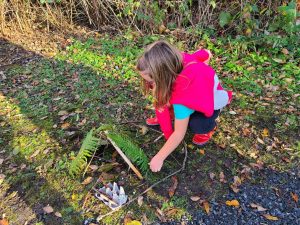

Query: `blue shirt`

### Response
(173, 104, 194, 119)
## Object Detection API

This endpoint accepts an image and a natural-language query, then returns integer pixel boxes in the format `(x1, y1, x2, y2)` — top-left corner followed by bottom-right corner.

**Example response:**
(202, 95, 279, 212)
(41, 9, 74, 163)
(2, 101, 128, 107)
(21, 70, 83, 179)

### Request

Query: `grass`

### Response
(0, 31, 299, 224)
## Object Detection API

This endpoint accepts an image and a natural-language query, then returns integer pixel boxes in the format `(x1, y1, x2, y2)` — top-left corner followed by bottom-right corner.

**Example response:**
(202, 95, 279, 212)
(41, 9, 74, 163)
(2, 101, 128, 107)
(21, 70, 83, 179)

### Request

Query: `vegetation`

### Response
(0, 0, 299, 224)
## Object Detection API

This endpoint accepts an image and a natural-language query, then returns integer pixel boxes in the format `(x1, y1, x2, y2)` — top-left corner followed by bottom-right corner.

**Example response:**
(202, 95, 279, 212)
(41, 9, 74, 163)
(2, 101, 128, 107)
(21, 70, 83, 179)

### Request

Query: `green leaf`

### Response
(219, 12, 232, 28)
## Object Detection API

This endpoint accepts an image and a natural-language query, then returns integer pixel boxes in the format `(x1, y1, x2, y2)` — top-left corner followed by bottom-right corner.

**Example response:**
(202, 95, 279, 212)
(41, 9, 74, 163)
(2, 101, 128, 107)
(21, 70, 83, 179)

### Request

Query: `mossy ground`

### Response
(0, 31, 299, 224)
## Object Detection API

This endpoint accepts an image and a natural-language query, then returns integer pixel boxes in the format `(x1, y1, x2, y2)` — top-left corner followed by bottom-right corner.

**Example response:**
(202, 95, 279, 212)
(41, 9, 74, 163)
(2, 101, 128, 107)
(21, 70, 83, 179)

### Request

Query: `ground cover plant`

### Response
(0, 27, 299, 224)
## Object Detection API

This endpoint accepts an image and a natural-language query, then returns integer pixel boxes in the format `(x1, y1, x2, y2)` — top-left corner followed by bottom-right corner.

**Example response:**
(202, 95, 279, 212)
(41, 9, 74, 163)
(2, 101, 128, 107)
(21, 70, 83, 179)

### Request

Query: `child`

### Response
(136, 40, 232, 172)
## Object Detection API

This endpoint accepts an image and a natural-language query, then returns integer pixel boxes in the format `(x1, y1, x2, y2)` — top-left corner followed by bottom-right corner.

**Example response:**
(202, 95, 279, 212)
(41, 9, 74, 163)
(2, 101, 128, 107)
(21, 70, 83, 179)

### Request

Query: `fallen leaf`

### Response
(190, 196, 201, 201)
(58, 110, 68, 116)
(0, 158, 4, 165)
(219, 172, 226, 183)
(99, 172, 116, 182)
(155, 208, 166, 222)
(209, 172, 215, 180)
(0, 218, 9, 225)
(242, 128, 251, 136)
(229, 110, 237, 115)
(291, 192, 299, 203)
(230, 185, 240, 193)
(199, 149, 205, 155)
(249, 161, 264, 170)
(126, 221, 142, 225)
(226, 199, 240, 207)
(281, 48, 289, 55)
(250, 203, 267, 211)
(54, 212, 62, 217)
(165, 208, 180, 216)
(137, 196, 143, 206)
(43, 78, 51, 84)
(61, 122, 70, 129)
(203, 201, 210, 214)
(30, 149, 40, 158)
(168, 176, 178, 197)
(188, 144, 195, 150)
(272, 58, 284, 63)
(246, 66, 255, 71)
(233, 176, 242, 186)
(140, 125, 148, 135)
(89, 165, 98, 171)
(81, 177, 93, 185)
(262, 128, 269, 137)
(263, 214, 279, 221)
(43, 205, 54, 214)
(257, 138, 265, 145)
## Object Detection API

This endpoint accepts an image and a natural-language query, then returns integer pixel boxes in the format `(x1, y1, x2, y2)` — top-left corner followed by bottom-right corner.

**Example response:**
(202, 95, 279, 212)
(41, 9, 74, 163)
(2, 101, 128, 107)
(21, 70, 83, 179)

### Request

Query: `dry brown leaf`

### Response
(209, 172, 215, 180)
(199, 149, 205, 155)
(291, 192, 299, 203)
(61, 122, 70, 129)
(81, 177, 93, 185)
(203, 201, 210, 214)
(137, 196, 143, 207)
(0, 219, 9, 225)
(233, 176, 242, 186)
(226, 200, 240, 207)
(165, 208, 180, 216)
(230, 185, 240, 193)
(242, 128, 251, 136)
(140, 125, 148, 135)
(58, 110, 68, 116)
(282, 48, 289, 55)
(89, 165, 98, 171)
(43, 205, 54, 214)
(99, 172, 116, 182)
(219, 172, 226, 183)
(263, 214, 279, 221)
(155, 208, 166, 222)
(168, 176, 178, 197)
(54, 212, 62, 217)
(250, 203, 267, 211)
(257, 138, 265, 145)
(190, 196, 201, 202)
(249, 161, 264, 170)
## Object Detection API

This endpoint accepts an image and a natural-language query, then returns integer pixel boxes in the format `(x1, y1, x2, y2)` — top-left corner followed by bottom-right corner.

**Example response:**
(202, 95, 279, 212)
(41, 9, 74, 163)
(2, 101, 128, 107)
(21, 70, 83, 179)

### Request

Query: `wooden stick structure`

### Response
(105, 132, 144, 180)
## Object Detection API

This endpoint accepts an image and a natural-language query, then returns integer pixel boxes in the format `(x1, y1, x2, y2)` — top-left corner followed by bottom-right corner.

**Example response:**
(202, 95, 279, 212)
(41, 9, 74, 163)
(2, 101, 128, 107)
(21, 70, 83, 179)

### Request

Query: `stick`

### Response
(82, 147, 97, 178)
(93, 188, 119, 207)
(96, 142, 188, 221)
(105, 132, 144, 180)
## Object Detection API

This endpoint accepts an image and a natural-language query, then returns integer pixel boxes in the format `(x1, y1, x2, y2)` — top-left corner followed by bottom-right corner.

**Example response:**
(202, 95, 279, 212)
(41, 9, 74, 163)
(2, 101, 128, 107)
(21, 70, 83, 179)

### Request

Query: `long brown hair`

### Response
(136, 40, 183, 108)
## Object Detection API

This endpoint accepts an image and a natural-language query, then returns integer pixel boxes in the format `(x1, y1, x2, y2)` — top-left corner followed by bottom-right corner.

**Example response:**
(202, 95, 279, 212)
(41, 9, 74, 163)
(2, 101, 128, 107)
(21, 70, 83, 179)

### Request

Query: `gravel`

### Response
(163, 169, 300, 225)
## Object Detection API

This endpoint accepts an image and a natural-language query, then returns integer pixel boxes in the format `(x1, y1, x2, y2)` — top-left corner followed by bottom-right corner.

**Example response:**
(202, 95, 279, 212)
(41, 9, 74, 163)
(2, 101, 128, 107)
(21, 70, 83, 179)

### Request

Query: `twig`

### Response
(153, 134, 164, 143)
(96, 142, 188, 221)
(106, 131, 144, 180)
(82, 146, 97, 178)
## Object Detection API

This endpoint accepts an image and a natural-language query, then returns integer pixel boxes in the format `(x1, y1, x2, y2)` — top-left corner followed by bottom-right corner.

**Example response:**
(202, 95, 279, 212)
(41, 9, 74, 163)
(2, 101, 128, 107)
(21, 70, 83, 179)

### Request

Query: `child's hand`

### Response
(149, 155, 164, 172)
(203, 49, 212, 65)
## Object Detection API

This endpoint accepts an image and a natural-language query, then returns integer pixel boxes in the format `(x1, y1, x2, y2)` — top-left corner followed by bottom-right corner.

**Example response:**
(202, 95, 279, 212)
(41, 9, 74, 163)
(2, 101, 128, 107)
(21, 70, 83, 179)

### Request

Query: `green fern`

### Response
(69, 125, 150, 177)
(69, 128, 100, 176)
(106, 131, 150, 175)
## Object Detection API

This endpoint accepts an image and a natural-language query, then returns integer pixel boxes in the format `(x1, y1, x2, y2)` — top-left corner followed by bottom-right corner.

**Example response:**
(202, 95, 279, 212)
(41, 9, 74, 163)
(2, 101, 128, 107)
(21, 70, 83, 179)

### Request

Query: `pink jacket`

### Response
(156, 50, 232, 139)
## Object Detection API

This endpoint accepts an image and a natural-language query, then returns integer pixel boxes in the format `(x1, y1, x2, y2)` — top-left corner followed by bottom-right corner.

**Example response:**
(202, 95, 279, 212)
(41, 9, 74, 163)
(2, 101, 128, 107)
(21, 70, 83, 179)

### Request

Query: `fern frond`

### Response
(69, 128, 100, 176)
(106, 131, 150, 175)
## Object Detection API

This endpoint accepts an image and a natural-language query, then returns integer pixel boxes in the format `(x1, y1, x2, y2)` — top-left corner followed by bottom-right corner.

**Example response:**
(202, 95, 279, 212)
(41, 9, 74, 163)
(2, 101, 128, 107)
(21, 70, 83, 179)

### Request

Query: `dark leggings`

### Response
(188, 110, 220, 134)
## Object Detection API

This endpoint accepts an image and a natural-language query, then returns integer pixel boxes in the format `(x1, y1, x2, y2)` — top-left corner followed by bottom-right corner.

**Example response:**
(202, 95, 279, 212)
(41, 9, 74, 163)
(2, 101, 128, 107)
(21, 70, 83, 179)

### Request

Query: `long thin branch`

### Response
(96, 142, 188, 222)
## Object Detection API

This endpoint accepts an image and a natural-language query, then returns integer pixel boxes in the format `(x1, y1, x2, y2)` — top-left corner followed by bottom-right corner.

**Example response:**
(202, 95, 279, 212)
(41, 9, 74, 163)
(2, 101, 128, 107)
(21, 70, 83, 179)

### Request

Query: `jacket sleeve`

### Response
(155, 105, 173, 140)
(192, 49, 210, 62)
